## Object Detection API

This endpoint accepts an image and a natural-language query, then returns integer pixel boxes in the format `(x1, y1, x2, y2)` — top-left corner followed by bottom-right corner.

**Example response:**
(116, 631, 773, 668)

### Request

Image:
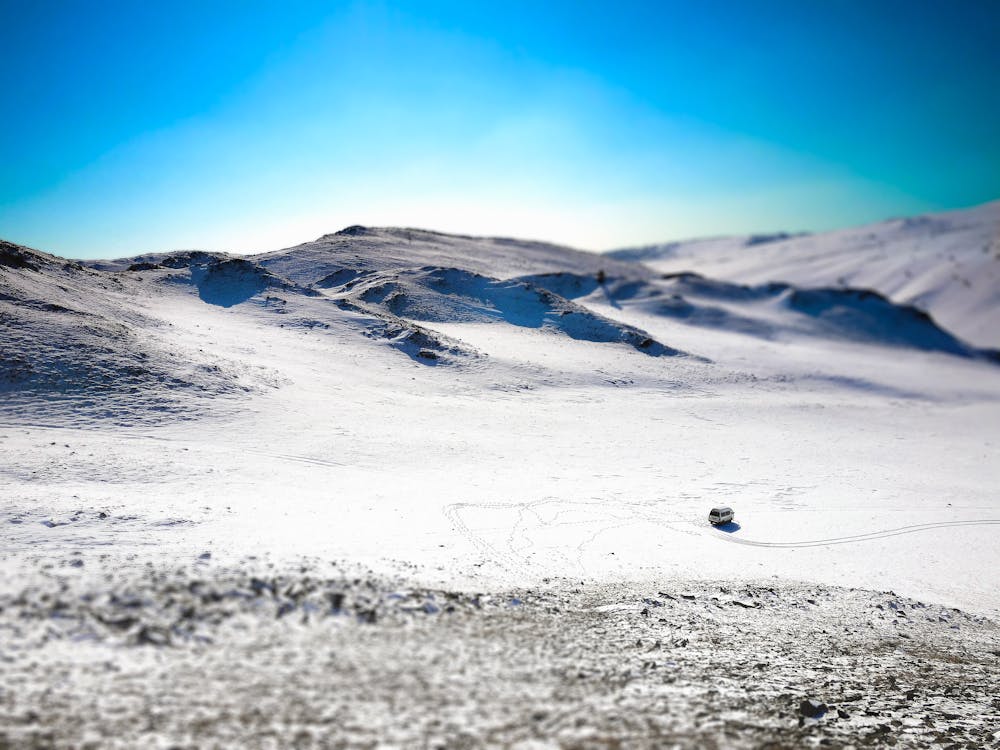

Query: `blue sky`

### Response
(1, 1, 998, 257)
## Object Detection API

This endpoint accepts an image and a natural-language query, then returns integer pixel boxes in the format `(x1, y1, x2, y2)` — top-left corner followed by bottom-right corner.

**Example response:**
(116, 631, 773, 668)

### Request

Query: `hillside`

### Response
(609, 199, 1000, 348)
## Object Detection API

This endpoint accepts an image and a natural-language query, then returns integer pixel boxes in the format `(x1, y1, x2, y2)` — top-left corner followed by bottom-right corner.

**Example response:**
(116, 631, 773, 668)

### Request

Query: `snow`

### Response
(3, 205, 1000, 744)
(2, 572, 997, 748)
(610, 199, 1000, 348)
(3, 204, 1000, 618)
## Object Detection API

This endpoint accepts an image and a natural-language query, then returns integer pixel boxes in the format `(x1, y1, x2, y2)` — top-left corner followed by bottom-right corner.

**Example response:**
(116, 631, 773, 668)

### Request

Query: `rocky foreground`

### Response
(0, 559, 997, 749)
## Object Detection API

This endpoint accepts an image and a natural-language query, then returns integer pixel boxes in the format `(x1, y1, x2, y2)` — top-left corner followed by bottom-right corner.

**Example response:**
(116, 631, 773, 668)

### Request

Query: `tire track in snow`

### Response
(712, 519, 1000, 548)
(442, 502, 538, 576)
(444, 499, 671, 575)
(240, 449, 344, 469)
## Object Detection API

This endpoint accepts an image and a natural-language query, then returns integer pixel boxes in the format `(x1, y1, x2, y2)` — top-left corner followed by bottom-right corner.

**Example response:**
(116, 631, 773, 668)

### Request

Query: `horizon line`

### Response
(3, 195, 997, 263)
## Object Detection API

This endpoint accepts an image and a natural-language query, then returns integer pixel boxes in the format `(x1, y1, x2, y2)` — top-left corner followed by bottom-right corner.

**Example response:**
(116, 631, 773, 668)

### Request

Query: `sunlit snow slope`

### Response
(609, 200, 1000, 349)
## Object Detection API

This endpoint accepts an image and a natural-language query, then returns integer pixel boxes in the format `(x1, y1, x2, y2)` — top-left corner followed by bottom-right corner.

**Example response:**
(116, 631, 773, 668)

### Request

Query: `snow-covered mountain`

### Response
(4, 203, 997, 424)
(1, 227, 686, 422)
(609, 199, 1000, 348)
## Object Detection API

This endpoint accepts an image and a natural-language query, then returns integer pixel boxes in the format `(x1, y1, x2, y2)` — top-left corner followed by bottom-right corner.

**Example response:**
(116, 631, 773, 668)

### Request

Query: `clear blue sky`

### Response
(1, 1, 998, 257)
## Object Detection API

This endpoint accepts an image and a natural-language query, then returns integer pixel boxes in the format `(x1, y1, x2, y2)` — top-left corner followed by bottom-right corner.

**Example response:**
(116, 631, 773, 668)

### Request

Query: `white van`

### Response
(708, 507, 734, 525)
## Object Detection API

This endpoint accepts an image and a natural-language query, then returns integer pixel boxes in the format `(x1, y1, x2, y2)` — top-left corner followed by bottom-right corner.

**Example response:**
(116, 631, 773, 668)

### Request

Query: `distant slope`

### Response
(517, 269, 995, 360)
(254, 226, 644, 285)
(85, 226, 675, 357)
(321, 265, 678, 356)
(608, 200, 1000, 348)
(243, 229, 673, 356)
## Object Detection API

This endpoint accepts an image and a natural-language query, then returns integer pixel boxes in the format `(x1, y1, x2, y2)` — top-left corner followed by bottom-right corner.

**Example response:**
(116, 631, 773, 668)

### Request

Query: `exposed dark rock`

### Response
(0, 241, 41, 271)
(799, 699, 828, 718)
(335, 225, 369, 236)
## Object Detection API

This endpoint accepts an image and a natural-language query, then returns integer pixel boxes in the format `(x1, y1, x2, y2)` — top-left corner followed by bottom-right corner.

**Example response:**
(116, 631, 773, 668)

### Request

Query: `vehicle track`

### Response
(443, 498, 667, 575)
(441, 501, 538, 576)
(711, 519, 1000, 548)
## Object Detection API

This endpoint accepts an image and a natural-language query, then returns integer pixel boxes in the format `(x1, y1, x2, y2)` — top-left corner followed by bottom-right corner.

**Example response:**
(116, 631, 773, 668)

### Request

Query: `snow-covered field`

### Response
(2, 202, 999, 747)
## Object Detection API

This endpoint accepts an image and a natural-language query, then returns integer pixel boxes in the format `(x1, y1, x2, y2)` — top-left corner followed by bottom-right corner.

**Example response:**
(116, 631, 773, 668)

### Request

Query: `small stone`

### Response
(136, 625, 170, 647)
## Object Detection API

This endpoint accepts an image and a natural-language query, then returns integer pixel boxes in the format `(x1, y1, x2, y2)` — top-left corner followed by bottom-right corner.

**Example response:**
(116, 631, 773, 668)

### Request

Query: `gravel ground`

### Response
(1, 560, 998, 749)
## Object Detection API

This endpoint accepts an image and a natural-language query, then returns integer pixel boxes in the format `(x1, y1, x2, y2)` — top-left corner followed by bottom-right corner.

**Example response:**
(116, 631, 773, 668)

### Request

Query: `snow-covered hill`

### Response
(7, 207, 996, 422)
(609, 199, 1000, 348)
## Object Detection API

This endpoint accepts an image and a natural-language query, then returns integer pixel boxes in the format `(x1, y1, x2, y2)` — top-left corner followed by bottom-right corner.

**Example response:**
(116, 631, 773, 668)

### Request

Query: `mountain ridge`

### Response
(607, 199, 1000, 348)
